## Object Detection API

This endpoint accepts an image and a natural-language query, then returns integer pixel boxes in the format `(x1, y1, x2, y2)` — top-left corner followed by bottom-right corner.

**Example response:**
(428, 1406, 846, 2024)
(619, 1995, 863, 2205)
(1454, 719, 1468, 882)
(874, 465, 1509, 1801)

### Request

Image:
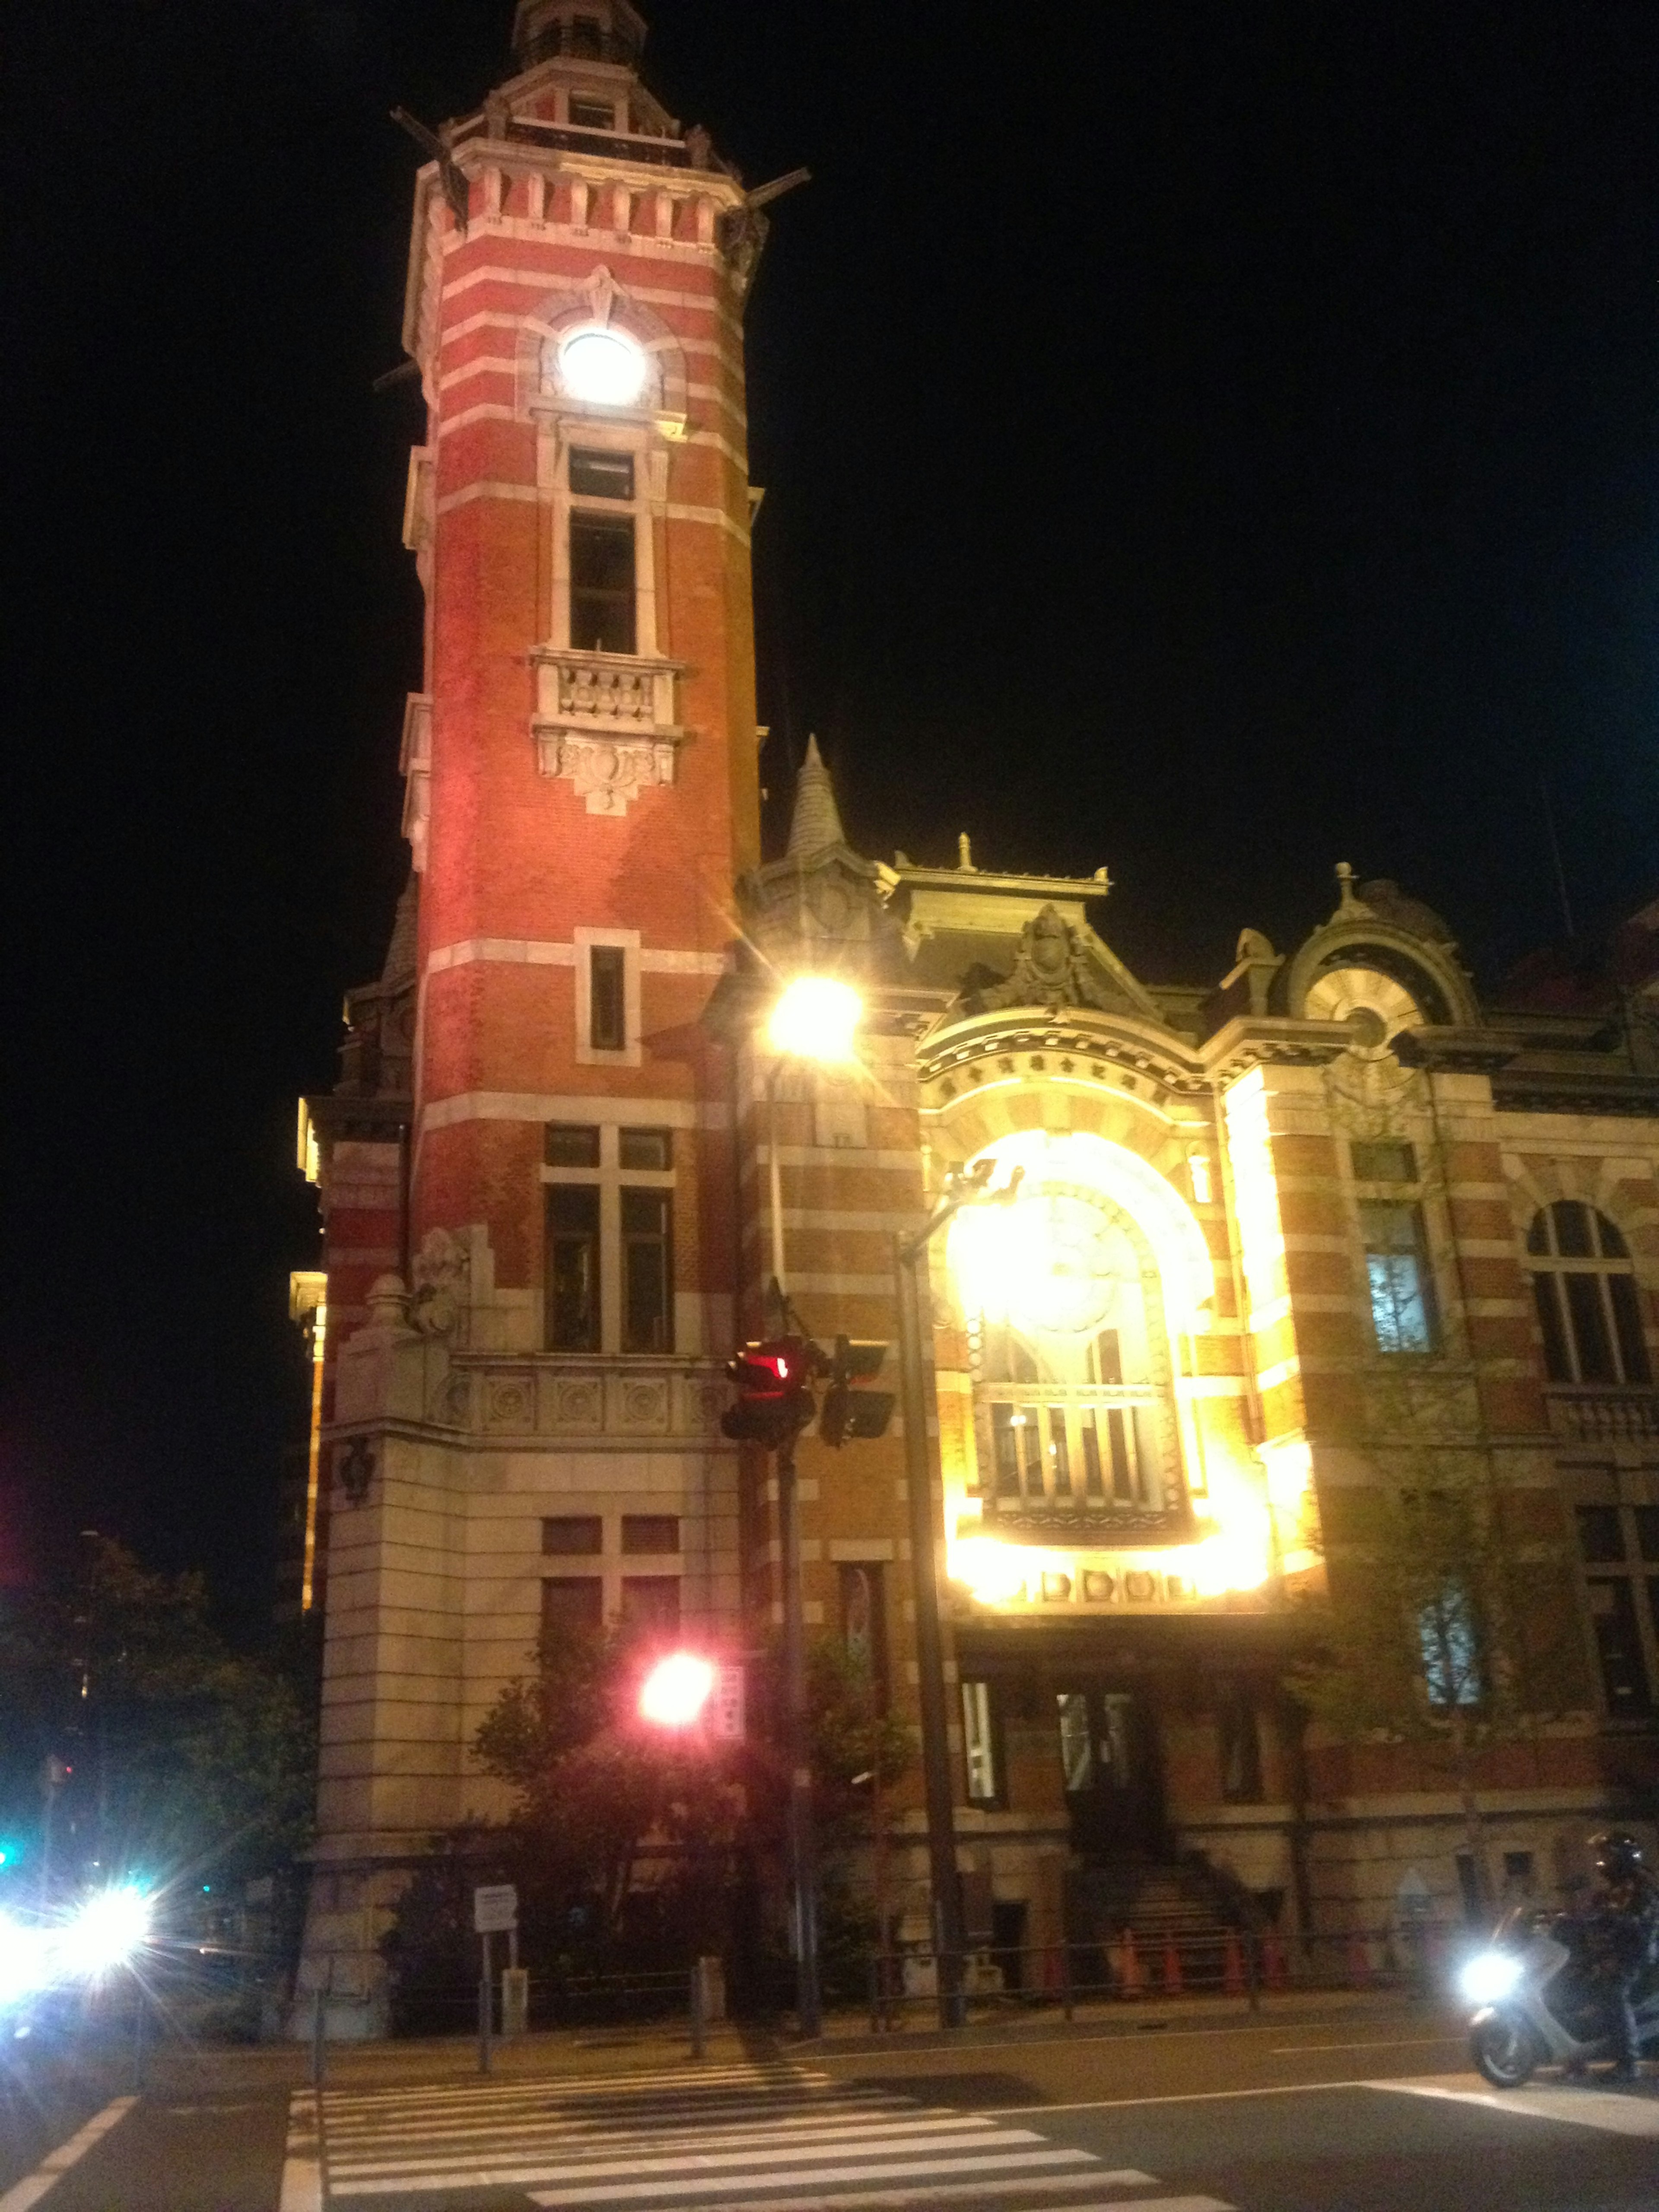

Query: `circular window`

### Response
(556, 326, 647, 407)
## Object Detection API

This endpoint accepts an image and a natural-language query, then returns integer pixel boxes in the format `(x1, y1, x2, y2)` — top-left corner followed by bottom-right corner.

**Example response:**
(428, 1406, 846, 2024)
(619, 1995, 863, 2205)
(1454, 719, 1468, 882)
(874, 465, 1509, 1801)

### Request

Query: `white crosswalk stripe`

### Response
(317, 2061, 1236, 2209)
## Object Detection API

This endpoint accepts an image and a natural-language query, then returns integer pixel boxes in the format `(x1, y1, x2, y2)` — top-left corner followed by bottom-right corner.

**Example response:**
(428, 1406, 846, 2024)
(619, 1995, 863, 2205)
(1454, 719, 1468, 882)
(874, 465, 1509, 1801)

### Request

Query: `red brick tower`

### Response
(297, 0, 768, 2033)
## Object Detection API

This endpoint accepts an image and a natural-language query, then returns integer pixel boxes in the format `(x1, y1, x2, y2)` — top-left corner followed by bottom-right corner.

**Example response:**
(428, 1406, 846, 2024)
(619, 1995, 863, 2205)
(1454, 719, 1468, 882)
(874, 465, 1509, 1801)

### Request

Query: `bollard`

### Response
(1222, 1930, 1245, 1997)
(1162, 1936, 1183, 1996)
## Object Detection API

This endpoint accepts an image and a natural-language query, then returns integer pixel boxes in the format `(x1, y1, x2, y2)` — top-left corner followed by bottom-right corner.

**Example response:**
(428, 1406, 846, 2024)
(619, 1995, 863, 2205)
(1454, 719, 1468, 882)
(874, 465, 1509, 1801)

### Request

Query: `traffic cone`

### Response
(1162, 1936, 1183, 1996)
(1223, 1930, 1245, 1996)
(1347, 1931, 1371, 1987)
(1262, 1929, 1287, 1991)
(1119, 1926, 1143, 1996)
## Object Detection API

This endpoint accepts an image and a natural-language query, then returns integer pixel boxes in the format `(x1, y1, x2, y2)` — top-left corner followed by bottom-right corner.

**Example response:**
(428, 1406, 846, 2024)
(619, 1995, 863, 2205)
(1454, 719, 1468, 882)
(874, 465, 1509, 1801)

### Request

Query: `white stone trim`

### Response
(435, 480, 540, 515)
(575, 925, 641, 1069)
(426, 938, 729, 978)
(421, 1092, 730, 1133)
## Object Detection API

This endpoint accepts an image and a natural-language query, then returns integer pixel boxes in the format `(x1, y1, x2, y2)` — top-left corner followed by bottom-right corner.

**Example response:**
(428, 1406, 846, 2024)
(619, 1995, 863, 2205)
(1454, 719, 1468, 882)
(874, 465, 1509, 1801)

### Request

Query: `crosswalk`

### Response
(312, 2059, 1236, 2211)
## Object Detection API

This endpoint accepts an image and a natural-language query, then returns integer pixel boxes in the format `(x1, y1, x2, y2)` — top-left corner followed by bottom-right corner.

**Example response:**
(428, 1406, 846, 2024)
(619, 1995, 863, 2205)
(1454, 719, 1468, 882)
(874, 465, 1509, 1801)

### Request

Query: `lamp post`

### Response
(760, 975, 861, 2040)
(894, 1160, 1021, 2031)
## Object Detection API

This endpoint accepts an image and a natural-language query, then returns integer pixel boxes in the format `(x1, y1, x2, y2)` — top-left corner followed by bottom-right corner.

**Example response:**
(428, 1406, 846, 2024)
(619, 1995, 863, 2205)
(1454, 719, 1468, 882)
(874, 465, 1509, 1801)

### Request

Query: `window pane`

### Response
(1609, 1273, 1650, 1383)
(1218, 1683, 1263, 1803)
(1575, 1505, 1626, 1564)
(990, 1405, 1020, 1497)
(543, 1514, 602, 1556)
(1419, 1583, 1481, 1706)
(590, 944, 627, 1051)
(1106, 1407, 1135, 1502)
(569, 446, 633, 499)
(621, 1186, 672, 1352)
(1564, 1273, 1616, 1383)
(1093, 1329, 1123, 1384)
(1047, 1408, 1072, 1497)
(962, 1681, 999, 1804)
(1553, 1201, 1594, 1258)
(1532, 1272, 1571, 1382)
(569, 96, 614, 127)
(1526, 1210, 1549, 1256)
(839, 1563, 888, 1701)
(1079, 1410, 1106, 1500)
(1588, 1578, 1651, 1715)
(1056, 1692, 1093, 1794)
(547, 1183, 600, 1350)
(1351, 1140, 1417, 1183)
(1361, 1198, 1438, 1353)
(619, 1127, 671, 1170)
(1018, 1406, 1042, 1498)
(541, 1577, 603, 1640)
(621, 1514, 678, 1554)
(1597, 1212, 1630, 1259)
(546, 1122, 600, 1167)
(620, 1576, 680, 1633)
(1634, 1506, 1659, 1563)
(570, 515, 636, 654)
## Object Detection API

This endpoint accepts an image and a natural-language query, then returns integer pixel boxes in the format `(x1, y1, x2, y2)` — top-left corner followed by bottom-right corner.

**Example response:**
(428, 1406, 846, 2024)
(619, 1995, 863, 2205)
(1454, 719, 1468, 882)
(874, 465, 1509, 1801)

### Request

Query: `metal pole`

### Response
(778, 1433, 822, 2037)
(766, 1063, 787, 1305)
(894, 1232, 967, 2030)
(478, 1931, 492, 2074)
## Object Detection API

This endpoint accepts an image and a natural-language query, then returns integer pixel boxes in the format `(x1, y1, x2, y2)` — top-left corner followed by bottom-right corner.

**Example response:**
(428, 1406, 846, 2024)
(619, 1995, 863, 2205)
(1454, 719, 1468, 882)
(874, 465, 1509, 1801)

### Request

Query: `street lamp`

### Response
(760, 973, 862, 2040)
(894, 1159, 1022, 2031)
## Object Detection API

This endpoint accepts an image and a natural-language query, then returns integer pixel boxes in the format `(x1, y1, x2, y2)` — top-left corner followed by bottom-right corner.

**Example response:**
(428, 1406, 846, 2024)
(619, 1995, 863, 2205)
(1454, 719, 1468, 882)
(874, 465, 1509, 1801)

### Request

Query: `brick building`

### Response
(293, 1, 1659, 2031)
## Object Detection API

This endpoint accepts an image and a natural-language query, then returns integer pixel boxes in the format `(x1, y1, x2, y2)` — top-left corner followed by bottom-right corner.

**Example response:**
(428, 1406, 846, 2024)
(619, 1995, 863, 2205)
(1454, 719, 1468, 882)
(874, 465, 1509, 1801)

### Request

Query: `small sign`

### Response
(473, 1883, 518, 1934)
(712, 1664, 745, 1742)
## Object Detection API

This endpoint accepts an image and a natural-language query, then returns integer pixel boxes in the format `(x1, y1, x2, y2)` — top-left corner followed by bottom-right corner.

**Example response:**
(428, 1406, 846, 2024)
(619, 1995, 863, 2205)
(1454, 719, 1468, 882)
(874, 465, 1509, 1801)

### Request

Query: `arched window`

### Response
(1527, 1202, 1650, 1386)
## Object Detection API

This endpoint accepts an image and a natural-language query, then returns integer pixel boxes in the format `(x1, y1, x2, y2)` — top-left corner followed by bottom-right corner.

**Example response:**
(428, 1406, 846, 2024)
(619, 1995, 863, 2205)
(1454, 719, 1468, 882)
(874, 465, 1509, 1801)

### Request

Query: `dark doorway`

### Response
(1055, 1685, 1164, 1857)
(991, 1899, 1027, 1993)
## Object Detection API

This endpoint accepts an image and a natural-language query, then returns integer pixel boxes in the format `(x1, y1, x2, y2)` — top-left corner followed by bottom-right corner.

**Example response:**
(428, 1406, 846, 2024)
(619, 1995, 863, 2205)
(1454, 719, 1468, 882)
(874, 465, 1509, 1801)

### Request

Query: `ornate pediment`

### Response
(960, 904, 1140, 1017)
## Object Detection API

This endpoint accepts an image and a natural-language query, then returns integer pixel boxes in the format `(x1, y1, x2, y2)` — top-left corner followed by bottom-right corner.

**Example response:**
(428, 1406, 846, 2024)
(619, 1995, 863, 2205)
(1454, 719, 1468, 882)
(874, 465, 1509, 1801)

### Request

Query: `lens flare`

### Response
(0, 1914, 51, 2008)
(1459, 1950, 1522, 2005)
(767, 976, 862, 1063)
(58, 1886, 152, 1978)
(639, 1652, 717, 1729)
(559, 327, 647, 406)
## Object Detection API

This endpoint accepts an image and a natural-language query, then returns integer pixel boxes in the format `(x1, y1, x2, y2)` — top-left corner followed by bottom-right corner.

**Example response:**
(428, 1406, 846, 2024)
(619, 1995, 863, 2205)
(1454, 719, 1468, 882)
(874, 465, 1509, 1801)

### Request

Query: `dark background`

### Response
(4, 0, 1657, 1622)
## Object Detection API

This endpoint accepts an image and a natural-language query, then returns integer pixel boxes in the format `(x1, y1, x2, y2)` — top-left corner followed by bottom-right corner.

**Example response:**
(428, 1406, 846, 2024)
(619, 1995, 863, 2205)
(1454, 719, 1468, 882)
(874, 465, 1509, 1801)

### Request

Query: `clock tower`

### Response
(298, 0, 767, 2031)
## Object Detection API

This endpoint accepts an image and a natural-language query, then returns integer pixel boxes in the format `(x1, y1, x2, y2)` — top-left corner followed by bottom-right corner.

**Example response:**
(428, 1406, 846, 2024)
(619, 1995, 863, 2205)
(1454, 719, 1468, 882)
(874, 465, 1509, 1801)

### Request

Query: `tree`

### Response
(1291, 1463, 1588, 1913)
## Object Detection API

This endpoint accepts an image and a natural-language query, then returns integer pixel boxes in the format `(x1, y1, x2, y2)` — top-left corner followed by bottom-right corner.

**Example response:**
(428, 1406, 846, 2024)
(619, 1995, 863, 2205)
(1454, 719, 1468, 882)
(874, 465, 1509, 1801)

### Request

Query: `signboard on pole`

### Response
(713, 1664, 745, 1741)
(473, 1884, 518, 1935)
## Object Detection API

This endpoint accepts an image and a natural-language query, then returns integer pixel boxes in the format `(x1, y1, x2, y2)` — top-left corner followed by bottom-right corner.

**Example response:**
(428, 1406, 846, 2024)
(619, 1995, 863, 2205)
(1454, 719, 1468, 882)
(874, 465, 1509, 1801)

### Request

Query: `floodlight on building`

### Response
(766, 975, 862, 1064)
(558, 325, 648, 407)
(639, 1652, 717, 1730)
(953, 1535, 1028, 1606)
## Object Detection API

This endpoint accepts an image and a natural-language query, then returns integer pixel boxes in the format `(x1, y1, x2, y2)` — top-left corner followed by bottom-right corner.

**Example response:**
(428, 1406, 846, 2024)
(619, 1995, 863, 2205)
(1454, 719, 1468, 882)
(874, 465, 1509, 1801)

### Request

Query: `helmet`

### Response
(1591, 1831, 1646, 1881)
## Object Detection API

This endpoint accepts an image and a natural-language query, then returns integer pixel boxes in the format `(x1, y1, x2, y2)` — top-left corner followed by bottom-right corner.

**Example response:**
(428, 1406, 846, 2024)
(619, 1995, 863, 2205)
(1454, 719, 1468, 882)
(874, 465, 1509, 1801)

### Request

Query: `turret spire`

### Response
(786, 734, 846, 859)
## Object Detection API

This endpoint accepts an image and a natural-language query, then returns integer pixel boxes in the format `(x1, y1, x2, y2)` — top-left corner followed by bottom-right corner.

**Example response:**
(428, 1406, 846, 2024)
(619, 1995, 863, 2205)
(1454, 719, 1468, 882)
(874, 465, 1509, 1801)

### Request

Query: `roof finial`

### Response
(1335, 860, 1360, 912)
(785, 733, 845, 859)
(958, 831, 976, 872)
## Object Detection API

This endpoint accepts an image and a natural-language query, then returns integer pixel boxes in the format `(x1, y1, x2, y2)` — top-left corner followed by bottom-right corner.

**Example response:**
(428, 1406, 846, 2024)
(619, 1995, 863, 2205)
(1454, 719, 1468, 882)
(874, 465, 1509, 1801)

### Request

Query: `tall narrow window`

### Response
(1419, 1581, 1481, 1707)
(1588, 1579, 1652, 1715)
(1360, 1199, 1439, 1354)
(1527, 1202, 1650, 1385)
(570, 513, 636, 653)
(961, 1680, 1002, 1805)
(839, 1563, 889, 1704)
(547, 1184, 601, 1350)
(589, 944, 627, 1052)
(621, 1187, 672, 1351)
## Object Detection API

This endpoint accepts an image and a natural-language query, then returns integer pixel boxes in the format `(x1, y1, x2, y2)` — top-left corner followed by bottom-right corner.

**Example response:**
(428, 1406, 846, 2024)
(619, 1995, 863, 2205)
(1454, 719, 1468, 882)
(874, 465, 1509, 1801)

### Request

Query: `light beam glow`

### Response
(767, 976, 862, 1063)
(558, 326, 648, 407)
(639, 1652, 717, 1729)
(58, 1886, 152, 1979)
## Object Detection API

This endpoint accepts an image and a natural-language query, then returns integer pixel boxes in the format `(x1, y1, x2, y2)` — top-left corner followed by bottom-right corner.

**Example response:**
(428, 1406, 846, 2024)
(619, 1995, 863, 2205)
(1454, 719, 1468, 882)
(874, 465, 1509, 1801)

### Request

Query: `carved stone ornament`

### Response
(410, 1227, 469, 1338)
(337, 1436, 375, 1508)
(536, 728, 679, 816)
(974, 904, 1129, 1015)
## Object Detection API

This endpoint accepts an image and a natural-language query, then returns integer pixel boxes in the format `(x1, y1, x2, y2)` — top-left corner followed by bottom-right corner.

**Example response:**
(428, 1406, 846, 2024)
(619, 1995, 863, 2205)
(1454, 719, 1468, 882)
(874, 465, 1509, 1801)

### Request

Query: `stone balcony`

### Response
(1545, 1386, 1659, 1445)
(530, 646, 686, 817)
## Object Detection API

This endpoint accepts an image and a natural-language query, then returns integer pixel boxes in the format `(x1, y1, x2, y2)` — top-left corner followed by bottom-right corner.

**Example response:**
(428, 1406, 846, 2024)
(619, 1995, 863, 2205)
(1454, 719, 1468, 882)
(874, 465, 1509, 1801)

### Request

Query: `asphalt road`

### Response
(5, 2003, 1657, 2212)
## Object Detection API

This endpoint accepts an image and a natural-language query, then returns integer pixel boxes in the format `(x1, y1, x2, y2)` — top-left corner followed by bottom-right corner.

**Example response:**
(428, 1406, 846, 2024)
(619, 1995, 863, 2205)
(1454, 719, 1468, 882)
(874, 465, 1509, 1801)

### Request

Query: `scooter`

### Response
(1463, 1906, 1659, 2088)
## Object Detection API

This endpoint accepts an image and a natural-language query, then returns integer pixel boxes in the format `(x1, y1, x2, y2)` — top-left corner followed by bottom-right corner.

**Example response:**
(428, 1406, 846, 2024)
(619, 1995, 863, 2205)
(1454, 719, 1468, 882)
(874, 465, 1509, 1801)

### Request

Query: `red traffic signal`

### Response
(721, 1335, 820, 1445)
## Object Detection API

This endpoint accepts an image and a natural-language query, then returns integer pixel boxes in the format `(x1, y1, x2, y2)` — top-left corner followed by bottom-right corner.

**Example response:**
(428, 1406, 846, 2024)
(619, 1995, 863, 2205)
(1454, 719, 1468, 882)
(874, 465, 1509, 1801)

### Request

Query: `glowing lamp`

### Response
(639, 1652, 717, 1730)
(559, 326, 647, 407)
(767, 976, 862, 1063)
(0, 1914, 51, 2009)
(58, 1886, 152, 1979)
(953, 1536, 1027, 1606)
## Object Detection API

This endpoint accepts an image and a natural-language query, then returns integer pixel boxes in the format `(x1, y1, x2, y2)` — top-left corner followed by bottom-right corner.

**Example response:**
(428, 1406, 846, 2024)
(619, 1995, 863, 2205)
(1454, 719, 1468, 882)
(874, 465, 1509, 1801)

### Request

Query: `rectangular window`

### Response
(1635, 1506, 1659, 1563)
(1047, 1408, 1072, 1497)
(1532, 1273, 1571, 1381)
(620, 1575, 680, 1633)
(541, 1576, 603, 1640)
(589, 945, 627, 1052)
(547, 1184, 601, 1350)
(1589, 1578, 1652, 1715)
(1079, 1410, 1106, 1500)
(1217, 1682, 1264, 1803)
(1576, 1504, 1627, 1564)
(543, 1515, 602, 1556)
(839, 1563, 889, 1703)
(619, 1127, 671, 1170)
(1564, 1272, 1617, 1383)
(570, 447, 633, 499)
(569, 95, 614, 127)
(962, 1680, 1001, 1806)
(1360, 1199, 1439, 1354)
(546, 1122, 601, 1168)
(1056, 1691, 1094, 1795)
(1609, 1274, 1651, 1382)
(621, 1514, 679, 1554)
(621, 1187, 673, 1351)
(570, 513, 636, 654)
(1351, 1140, 1417, 1183)
(1419, 1583, 1481, 1707)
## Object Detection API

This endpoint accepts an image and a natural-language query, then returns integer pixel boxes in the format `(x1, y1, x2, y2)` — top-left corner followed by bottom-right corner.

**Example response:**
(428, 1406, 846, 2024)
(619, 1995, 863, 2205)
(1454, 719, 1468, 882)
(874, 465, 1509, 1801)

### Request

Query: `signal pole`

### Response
(776, 1426, 821, 2038)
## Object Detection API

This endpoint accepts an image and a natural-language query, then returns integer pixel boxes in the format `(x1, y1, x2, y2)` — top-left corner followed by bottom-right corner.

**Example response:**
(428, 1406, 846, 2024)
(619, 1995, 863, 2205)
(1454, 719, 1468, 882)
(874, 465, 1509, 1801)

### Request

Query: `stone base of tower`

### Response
(289, 1850, 420, 2041)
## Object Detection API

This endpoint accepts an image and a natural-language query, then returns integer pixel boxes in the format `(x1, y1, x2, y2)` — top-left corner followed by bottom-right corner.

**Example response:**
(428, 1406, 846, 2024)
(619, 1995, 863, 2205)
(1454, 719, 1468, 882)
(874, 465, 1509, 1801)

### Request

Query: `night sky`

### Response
(6, 0, 1658, 1625)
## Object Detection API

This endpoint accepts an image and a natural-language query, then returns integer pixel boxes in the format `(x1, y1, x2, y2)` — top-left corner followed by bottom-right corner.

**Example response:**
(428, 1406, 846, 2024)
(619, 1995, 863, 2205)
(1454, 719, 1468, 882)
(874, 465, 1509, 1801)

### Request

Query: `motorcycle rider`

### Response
(1583, 1831, 1659, 2080)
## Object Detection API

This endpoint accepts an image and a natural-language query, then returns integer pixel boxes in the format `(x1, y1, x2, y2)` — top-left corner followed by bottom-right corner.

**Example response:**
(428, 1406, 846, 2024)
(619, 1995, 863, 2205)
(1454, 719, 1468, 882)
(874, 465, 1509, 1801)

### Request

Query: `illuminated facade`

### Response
(293, 1, 1659, 2029)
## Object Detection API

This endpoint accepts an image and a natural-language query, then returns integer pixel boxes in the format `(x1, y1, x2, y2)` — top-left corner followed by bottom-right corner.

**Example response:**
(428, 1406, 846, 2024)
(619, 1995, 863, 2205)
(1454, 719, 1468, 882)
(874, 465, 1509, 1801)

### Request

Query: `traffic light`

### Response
(721, 1336, 820, 1446)
(819, 1335, 895, 1447)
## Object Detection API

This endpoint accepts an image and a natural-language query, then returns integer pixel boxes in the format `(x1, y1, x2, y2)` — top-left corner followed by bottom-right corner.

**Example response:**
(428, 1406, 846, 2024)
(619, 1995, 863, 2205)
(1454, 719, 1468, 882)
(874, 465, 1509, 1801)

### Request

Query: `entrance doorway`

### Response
(1055, 1685, 1164, 1857)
